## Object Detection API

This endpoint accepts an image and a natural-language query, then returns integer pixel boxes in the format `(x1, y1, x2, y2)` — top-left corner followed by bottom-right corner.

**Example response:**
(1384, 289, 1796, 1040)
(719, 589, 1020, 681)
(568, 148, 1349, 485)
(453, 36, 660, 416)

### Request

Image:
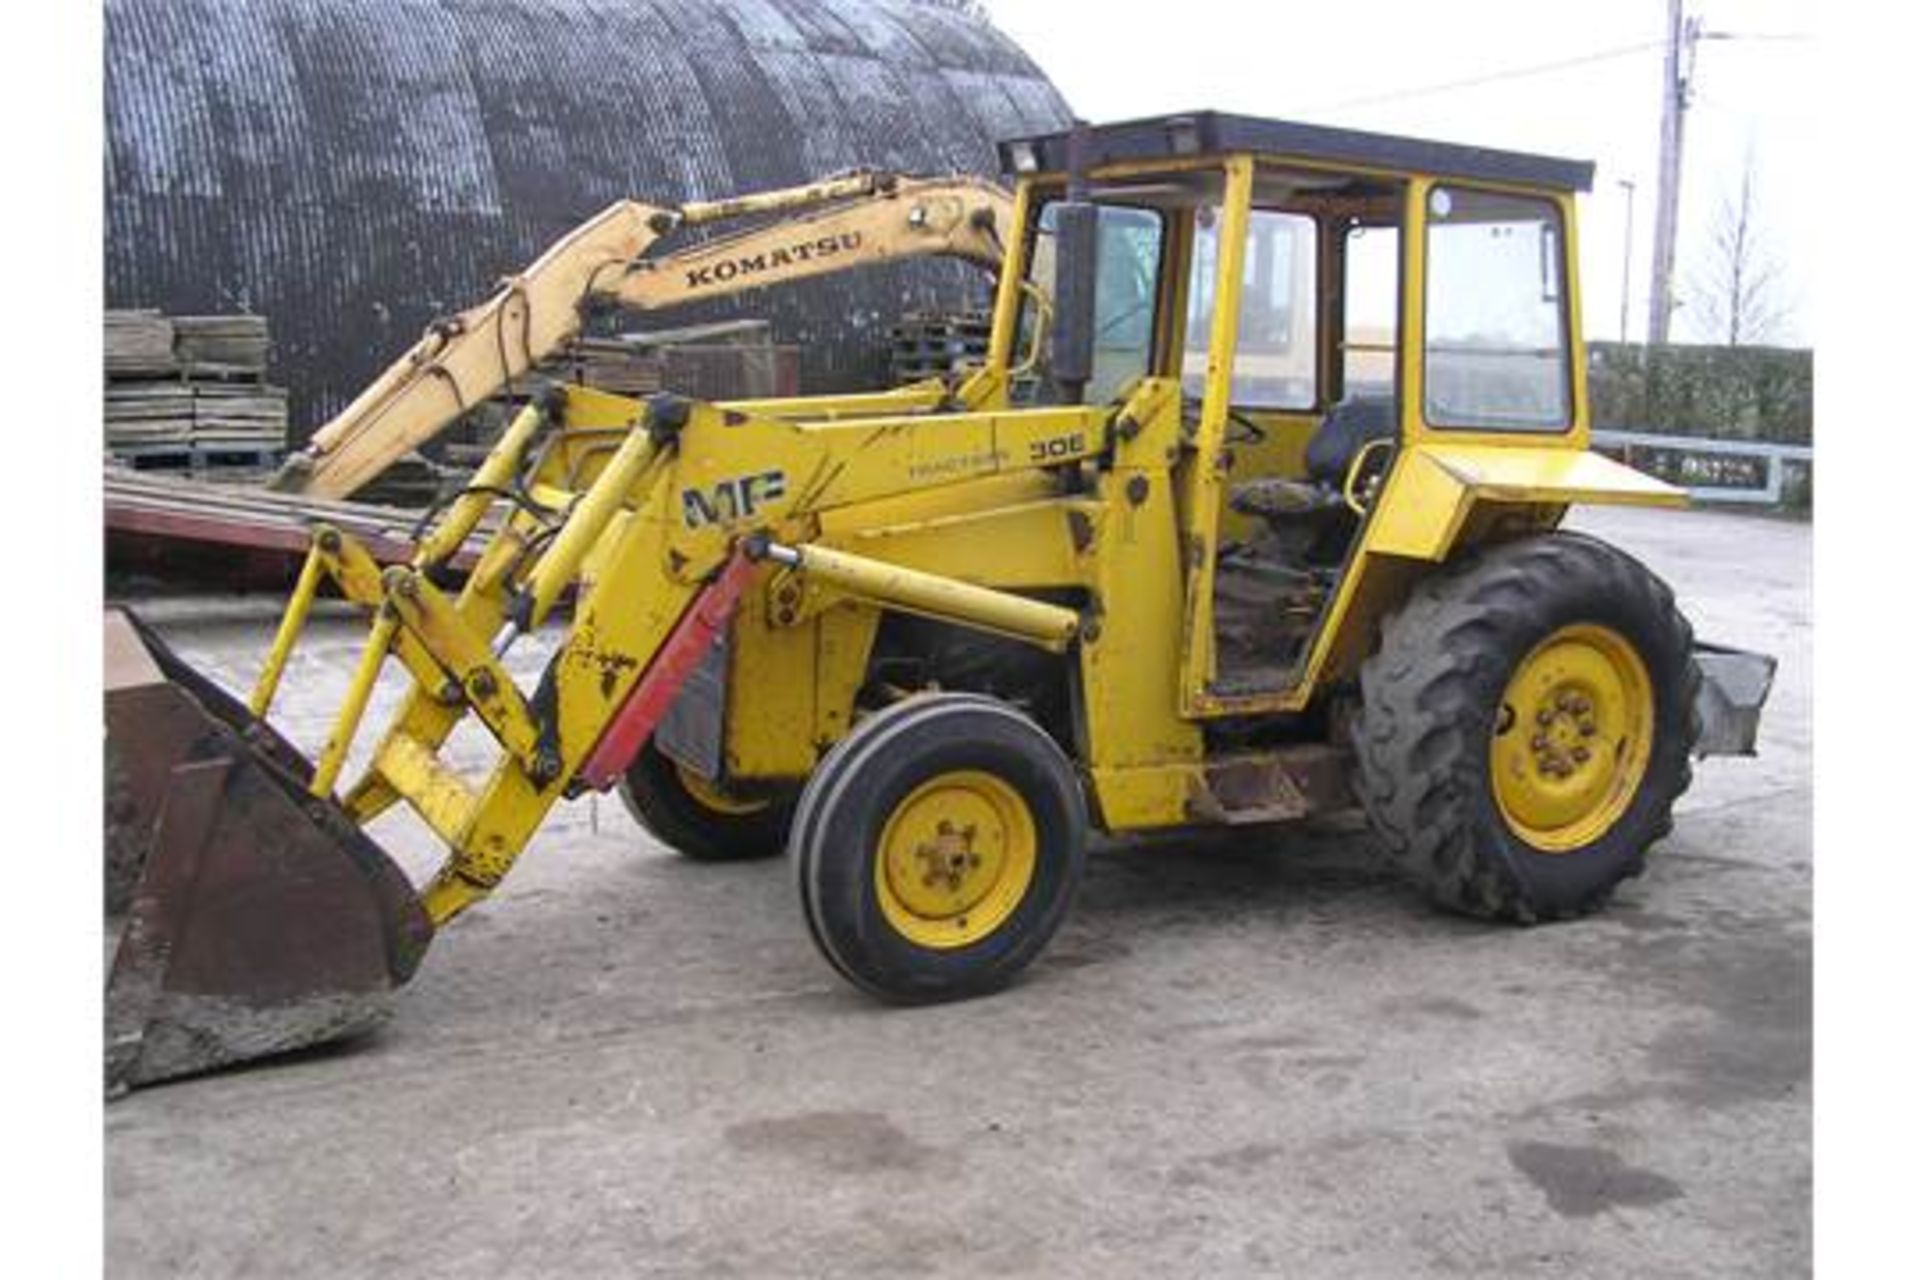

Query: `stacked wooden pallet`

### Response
(889, 310, 990, 384)
(661, 343, 799, 402)
(104, 310, 177, 377)
(555, 337, 669, 397)
(172, 314, 271, 372)
(548, 319, 793, 400)
(104, 310, 289, 475)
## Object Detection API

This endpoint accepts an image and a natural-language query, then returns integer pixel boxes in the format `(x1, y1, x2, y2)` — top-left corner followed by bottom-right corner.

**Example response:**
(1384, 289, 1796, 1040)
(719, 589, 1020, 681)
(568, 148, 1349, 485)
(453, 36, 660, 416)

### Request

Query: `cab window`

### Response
(1422, 186, 1570, 430)
(1021, 202, 1165, 404)
(1183, 208, 1318, 409)
(1342, 223, 1398, 397)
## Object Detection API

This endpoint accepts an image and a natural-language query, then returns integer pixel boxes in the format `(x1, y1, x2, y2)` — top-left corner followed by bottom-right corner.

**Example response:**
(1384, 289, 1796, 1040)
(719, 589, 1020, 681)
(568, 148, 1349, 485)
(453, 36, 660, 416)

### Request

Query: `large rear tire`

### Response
(618, 740, 797, 862)
(1352, 533, 1700, 922)
(793, 694, 1088, 1002)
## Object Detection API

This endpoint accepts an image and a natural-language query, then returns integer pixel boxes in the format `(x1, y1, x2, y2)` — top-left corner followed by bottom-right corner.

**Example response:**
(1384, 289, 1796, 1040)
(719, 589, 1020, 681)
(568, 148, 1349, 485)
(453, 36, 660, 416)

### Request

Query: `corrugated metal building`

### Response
(104, 0, 1071, 440)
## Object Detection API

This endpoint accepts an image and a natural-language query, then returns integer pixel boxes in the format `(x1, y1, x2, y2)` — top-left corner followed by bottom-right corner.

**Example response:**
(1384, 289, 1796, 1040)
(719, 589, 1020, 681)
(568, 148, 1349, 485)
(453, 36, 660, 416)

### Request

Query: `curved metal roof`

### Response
(104, 0, 1071, 437)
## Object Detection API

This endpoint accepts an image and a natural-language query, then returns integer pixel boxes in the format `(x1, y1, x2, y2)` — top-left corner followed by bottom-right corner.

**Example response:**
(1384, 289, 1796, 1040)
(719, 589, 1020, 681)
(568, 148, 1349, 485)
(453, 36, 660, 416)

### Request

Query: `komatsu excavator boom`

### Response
(271, 171, 1012, 500)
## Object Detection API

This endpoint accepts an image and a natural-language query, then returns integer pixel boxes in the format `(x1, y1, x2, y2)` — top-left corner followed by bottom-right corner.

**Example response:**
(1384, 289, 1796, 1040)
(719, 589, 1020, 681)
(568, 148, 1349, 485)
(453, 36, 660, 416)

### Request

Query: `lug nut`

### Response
(1572, 746, 1591, 764)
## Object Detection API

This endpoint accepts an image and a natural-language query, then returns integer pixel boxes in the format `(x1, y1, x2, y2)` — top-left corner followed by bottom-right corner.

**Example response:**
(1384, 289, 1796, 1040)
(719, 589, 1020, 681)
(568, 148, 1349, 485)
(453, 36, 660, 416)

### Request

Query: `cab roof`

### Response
(998, 110, 1594, 194)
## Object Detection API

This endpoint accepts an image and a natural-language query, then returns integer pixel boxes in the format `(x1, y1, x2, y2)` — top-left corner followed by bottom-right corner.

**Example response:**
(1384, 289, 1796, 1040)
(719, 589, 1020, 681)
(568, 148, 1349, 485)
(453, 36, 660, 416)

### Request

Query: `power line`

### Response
(1704, 31, 1813, 43)
(1299, 38, 1667, 114)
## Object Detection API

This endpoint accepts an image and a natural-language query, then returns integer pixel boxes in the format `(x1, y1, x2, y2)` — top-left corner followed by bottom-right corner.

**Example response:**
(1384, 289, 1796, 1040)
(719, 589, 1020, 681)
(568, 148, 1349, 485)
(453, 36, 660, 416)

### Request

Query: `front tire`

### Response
(1352, 533, 1700, 922)
(618, 740, 796, 862)
(793, 694, 1088, 1002)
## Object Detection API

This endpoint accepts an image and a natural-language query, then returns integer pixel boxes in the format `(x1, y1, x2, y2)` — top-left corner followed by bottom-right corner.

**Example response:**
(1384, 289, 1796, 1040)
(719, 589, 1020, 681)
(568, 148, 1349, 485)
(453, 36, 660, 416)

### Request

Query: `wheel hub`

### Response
(913, 820, 984, 894)
(1491, 624, 1654, 852)
(875, 770, 1037, 948)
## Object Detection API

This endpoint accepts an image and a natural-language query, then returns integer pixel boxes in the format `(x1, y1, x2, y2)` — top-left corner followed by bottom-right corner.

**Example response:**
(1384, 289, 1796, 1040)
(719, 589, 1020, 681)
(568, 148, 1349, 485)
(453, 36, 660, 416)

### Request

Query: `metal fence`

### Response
(1591, 429, 1814, 508)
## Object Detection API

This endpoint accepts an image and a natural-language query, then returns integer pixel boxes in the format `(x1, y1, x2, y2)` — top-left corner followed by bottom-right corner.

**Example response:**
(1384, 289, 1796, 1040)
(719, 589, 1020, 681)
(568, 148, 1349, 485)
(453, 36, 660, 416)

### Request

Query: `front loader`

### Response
(105, 112, 1775, 1091)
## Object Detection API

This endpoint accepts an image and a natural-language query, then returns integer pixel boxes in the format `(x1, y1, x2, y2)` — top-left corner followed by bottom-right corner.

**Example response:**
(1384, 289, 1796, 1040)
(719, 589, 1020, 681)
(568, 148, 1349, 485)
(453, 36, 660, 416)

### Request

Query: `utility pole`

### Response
(1617, 178, 1636, 343)
(1647, 0, 1701, 345)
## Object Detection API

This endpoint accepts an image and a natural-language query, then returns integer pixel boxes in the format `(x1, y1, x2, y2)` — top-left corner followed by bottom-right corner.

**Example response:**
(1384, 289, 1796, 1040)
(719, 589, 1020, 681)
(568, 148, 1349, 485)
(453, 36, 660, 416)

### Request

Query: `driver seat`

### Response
(1230, 395, 1397, 524)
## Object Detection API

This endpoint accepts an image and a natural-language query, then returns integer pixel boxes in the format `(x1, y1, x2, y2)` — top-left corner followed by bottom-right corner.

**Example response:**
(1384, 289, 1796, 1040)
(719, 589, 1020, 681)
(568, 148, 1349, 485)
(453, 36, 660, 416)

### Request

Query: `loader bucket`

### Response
(104, 608, 433, 1093)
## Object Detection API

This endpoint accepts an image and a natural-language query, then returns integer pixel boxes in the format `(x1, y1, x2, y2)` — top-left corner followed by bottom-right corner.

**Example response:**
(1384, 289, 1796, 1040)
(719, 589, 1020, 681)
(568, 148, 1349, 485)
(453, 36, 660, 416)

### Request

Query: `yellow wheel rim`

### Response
(1490, 623, 1655, 853)
(675, 764, 770, 817)
(873, 770, 1038, 950)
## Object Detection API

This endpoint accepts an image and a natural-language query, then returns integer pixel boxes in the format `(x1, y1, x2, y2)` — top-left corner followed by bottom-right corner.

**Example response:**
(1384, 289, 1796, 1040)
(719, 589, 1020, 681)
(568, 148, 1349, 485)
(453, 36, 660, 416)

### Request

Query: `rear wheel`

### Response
(618, 740, 796, 862)
(1352, 533, 1700, 921)
(794, 694, 1088, 1001)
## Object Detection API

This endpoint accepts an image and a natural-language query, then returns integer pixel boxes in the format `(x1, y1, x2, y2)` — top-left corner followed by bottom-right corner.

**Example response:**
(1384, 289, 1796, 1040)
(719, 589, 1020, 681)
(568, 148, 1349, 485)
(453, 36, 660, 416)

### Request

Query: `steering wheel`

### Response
(1226, 409, 1268, 445)
(1181, 397, 1268, 446)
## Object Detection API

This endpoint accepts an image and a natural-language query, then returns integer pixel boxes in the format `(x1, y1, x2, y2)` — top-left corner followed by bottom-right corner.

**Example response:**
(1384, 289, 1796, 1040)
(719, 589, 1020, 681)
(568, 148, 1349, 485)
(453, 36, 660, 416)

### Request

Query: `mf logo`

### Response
(682, 470, 788, 528)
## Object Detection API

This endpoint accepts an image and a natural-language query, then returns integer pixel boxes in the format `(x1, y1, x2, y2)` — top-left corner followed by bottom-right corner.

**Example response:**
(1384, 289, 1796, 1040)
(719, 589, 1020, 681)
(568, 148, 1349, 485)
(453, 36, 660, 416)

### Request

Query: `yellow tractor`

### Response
(104, 112, 1773, 1090)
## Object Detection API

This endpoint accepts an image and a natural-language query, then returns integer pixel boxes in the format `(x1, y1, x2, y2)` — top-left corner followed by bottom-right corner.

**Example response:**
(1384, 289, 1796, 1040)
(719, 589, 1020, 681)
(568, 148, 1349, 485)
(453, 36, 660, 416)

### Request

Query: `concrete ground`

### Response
(105, 505, 1810, 1278)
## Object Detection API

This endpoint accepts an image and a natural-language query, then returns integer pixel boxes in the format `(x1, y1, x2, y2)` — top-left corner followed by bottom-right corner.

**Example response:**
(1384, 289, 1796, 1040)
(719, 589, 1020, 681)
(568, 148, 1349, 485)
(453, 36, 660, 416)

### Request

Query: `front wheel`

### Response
(1352, 533, 1701, 922)
(793, 694, 1088, 1002)
(618, 740, 797, 862)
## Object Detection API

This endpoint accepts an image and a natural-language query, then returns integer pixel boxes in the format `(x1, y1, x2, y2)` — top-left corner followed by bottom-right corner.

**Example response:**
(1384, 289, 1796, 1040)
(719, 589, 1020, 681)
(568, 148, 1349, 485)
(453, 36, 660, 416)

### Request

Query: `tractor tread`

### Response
(1352, 532, 1701, 922)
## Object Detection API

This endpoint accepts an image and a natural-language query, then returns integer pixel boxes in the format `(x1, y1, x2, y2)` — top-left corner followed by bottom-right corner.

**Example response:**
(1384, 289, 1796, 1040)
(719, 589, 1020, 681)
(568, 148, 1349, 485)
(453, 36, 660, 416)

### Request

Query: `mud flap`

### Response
(105, 608, 433, 1093)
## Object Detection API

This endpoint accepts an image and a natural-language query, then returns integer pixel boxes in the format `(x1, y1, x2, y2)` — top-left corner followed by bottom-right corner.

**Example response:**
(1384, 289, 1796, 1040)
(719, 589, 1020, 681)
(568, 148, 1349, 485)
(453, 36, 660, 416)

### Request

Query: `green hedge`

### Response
(1587, 342, 1812, 446)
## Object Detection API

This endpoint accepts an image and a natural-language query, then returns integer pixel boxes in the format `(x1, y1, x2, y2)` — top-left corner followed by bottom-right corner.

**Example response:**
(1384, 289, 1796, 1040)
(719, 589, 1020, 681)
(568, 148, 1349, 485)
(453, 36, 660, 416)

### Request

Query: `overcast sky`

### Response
(981, 0, 1815, 346)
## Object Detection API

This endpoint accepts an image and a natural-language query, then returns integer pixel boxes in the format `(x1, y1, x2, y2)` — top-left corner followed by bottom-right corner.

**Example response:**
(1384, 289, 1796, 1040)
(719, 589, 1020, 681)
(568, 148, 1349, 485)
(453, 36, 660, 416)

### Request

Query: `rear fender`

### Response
(1365, 444, 1687, 561)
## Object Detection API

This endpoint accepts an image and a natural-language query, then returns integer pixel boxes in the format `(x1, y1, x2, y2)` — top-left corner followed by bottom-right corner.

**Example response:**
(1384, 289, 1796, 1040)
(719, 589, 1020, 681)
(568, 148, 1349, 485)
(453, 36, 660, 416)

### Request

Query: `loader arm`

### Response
(246, 382, 1127, 921)
(271, 172, 1013, 500)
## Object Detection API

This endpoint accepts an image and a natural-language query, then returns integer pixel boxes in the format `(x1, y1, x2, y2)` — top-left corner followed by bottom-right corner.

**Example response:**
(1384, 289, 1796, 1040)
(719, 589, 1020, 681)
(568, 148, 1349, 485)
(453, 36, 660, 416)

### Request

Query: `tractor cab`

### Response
(998, 112, 1595, 704)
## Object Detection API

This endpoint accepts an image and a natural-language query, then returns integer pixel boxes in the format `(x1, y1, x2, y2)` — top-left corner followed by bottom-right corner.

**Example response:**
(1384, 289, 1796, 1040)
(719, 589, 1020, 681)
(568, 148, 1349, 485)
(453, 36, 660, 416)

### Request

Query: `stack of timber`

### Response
(889, 310, 990, 384)
(104, 311, 288, 476)
(105, 463, 496, 588)
(547, 319, 799, 401)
